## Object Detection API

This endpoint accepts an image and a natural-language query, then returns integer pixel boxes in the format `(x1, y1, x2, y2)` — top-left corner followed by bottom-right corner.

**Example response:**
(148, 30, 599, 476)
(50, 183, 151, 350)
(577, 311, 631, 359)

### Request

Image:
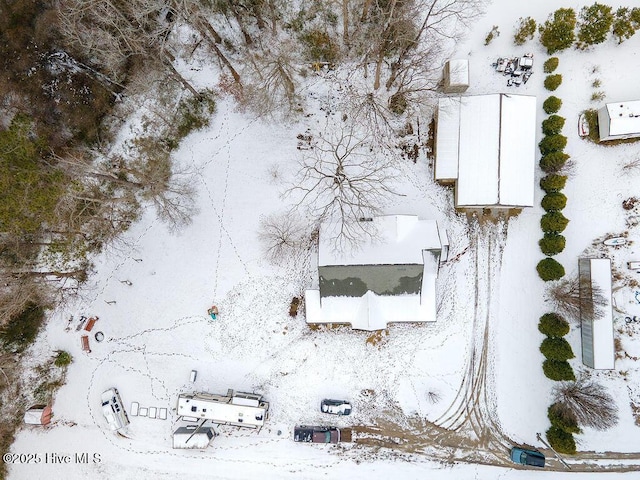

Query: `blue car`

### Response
(510, 447, 545, 468)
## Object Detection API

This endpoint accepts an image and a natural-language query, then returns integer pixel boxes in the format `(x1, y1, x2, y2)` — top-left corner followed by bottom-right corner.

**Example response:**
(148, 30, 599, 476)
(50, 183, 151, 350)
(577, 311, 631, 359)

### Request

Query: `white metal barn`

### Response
(597, 100, 640, 141)
(177, 390, 269, 429)
(578, 258, 615, 370)
(434, 94, 537, 209)
(305, 215, 448, 331)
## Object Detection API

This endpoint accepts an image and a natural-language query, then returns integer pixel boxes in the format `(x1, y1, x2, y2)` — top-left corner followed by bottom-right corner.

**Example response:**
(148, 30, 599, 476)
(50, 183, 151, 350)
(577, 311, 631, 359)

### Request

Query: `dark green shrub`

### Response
(514, 17, 537, 45)
(612, 7, 637, 44)
(539, 233, 566, 256)
(175, 89, 216, 142)
(548, 402, 581, 434)
(540, 174, 568, 192)
(543, 57, 560, 73)
(539, 8, 577, 54)
(54, 350, 73, 367)
(540, 152, 570, 173)
(542, 115, 566, 135)
(539, 313, 570, 337)
(631, 7, 640, 27)
(537, 257, 566, 281)
(541, 192, 568, 211)
(543, 359, 576, 381)
(544, 74, 563, 91)
(577, 3, 614, 48)
(0, 302, 46, 353)
(301, 29, 339, 63)
(540, 337, 575, 361)
(539, 134, 567, 155)
(543, 96, 563, 114)
(546, 426, 577, 454)
(541, 211, 570, 233)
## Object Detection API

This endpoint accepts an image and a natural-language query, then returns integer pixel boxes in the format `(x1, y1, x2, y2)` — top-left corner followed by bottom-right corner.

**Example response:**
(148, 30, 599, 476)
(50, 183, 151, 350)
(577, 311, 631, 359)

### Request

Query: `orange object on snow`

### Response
(84, 317, 98, 331)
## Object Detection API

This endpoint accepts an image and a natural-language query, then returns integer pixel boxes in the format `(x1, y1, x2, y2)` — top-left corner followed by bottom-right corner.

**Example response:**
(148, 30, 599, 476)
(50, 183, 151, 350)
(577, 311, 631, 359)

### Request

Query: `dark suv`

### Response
(510, 447, 545, 467)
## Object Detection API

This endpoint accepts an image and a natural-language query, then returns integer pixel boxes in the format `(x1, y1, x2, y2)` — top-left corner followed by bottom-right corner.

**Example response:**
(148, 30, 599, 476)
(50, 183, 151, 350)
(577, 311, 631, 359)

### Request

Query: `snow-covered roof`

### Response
(172, 427, 214, 449)
(305, 287, 437, 331)
(319, 215, 442, 267)
(23, 406, 51, 426)
(583, 258, 615, 370)
(177, 393, 268, 427)
(598, 100, 640, 140)
(498, 94, 537, 206)
(437, 94, 536, 208)
(446, 59, 469, 87)
(434, 97, 460, 181)
(456, 95, 501, 206)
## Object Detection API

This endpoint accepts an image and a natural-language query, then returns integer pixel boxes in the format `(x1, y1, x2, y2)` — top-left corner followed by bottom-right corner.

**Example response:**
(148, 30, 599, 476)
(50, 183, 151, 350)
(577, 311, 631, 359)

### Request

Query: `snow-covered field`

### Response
(8, 0, 640, 478)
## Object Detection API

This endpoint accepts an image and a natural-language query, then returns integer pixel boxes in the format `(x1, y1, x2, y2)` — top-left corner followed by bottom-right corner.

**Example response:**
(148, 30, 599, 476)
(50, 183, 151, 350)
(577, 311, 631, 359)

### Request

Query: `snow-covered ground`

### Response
(8, 0, 640, 478)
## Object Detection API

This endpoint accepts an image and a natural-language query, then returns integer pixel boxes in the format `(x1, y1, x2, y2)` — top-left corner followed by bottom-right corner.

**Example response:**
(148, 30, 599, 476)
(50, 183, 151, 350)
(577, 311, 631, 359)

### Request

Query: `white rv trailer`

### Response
(177, 390, 269, 429)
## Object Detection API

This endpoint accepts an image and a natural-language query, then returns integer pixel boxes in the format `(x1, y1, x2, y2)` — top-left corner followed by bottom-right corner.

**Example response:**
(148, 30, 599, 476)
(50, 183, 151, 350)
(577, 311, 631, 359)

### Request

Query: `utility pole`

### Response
(537, 432, 571, 470)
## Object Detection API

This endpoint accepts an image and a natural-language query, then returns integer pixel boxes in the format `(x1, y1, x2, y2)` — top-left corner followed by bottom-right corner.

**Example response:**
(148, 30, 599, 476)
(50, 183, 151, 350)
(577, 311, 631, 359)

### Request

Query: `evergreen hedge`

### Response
(546, 426, 577, 454)
(548, 402, 581, 434)
(542, 115, 566, 135)
(539, 134, 567, 155)
(544, 74, 563, 91)
(540, 337, 575, 361)
(541, 211, 570, 233)
(543, 57, 560, 73)
(543, 359, 576, 381)
(539, 232, 566, 256)
(540, 152, 570, 173)
(537, 257, 566, 281)
(540, 174, 568, 192)
(539, 313, 570, 337)
(541, 192, 568, 211)
(543, 96, 563, 114)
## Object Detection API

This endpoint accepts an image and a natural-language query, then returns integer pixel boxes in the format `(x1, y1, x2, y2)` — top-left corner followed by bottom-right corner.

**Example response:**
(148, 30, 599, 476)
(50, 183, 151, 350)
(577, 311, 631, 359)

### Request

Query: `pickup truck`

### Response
(293, 425, 352, 443)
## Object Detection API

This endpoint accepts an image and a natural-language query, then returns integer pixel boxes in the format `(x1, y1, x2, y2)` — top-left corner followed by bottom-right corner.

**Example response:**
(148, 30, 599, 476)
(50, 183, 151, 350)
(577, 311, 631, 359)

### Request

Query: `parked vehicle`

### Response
(101, 388, 130, 431)
(510, 447, 545, 468)
(320, 399, 352, 415)
(294, 425, 347, 443)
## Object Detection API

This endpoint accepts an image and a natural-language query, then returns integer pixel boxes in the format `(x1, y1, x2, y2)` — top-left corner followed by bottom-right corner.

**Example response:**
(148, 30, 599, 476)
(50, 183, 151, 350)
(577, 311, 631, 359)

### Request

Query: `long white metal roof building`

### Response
(435, 94, 537, 209)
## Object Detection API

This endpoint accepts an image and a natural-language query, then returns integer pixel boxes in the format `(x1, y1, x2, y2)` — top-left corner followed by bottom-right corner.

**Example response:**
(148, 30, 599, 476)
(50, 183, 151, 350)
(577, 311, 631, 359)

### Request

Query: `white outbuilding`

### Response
(442, 59, 469, 94)
(172, 426, 215, 449)
(597, 100, 640, 141)
(578, 258, 615, 370)
(434, 94, 537, 209)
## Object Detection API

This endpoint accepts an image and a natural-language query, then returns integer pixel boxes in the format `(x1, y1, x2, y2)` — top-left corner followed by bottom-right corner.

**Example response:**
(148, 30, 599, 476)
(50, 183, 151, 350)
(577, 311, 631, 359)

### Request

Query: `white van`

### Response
(101, 388, 130, 431)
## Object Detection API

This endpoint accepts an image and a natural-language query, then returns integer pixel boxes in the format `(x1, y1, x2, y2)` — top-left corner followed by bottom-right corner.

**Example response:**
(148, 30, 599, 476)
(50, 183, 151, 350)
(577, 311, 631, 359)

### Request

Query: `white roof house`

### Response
(597, 100, 640, 141)
(578, 258, 615, 370)
(305, 215, 447, 331)
(434, 94, 537, 209)
(177, 391, 269, 429)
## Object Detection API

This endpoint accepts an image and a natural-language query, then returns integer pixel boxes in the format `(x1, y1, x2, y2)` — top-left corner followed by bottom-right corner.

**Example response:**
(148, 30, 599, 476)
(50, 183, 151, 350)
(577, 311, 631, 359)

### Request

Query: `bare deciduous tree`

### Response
(553, 377, 619, 430)
(286, 121, 399, 249)
(545, 275, 608, 323)
(258, 212, 311, 264)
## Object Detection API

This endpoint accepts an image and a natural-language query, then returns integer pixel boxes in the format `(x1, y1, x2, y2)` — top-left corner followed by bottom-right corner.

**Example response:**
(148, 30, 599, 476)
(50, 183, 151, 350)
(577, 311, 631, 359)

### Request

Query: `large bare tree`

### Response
(545, 275, 608, 323)
(286, 121, 399, 249)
